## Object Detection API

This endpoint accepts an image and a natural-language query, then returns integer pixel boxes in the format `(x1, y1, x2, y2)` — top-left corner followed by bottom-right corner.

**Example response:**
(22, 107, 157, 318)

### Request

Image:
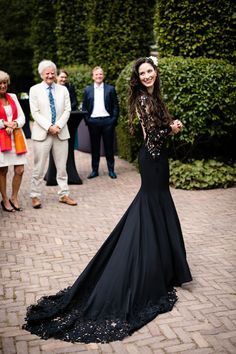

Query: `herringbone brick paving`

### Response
(0, 140, 235, 354)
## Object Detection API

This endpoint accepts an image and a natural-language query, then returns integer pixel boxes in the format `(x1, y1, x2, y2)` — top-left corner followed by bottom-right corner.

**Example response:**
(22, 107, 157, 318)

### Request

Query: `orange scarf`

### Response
(0, 94, 27, 154)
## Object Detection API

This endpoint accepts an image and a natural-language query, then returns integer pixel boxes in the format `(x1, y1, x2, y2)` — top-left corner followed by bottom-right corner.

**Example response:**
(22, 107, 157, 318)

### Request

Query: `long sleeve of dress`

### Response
(138, 96, 172, 159)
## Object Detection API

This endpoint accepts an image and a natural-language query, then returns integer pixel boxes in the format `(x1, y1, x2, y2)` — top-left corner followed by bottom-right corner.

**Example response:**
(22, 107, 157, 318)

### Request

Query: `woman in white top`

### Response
(0, 70, 27, 212)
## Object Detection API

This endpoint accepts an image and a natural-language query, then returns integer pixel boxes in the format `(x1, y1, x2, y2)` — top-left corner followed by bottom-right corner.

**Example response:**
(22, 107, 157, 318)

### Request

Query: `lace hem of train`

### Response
(23, 288, 177, 343)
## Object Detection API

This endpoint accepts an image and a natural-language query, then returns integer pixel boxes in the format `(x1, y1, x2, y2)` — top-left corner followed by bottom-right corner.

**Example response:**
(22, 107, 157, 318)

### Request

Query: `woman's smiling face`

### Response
(0, 80, 8, 96)
(138, 63, 157, 90)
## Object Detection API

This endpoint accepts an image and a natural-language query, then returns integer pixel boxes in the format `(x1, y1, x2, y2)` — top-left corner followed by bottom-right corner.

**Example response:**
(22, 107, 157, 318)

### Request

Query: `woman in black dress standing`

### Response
(23, 57, 192, 343)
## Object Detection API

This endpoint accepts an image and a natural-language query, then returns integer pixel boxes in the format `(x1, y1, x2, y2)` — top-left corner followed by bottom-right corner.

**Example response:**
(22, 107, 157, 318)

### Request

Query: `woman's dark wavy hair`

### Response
(128, 57, 172, 134)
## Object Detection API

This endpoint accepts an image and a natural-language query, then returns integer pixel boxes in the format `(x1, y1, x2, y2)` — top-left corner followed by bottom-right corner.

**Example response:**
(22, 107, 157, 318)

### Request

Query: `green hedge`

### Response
(54, 0, 88, 67)
(30, 0, 57, 81)
(63, 64, 92, 106)
(116, 57, 236, 162)
(169, 159, 236, 190)
(115, 60, 139, 162)
(160, 57, 236, 160)
(86, 0, 155, 84)
(154, 0, 235, 63)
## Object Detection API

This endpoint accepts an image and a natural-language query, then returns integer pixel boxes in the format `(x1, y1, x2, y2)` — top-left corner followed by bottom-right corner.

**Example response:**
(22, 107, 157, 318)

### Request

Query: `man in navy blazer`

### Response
(82, 66, 119, 179)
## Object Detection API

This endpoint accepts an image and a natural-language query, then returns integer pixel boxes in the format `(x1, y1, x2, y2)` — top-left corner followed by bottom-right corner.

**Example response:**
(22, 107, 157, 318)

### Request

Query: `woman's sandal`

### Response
(1, 200, 15, 212)
(9, 199, 23, 212)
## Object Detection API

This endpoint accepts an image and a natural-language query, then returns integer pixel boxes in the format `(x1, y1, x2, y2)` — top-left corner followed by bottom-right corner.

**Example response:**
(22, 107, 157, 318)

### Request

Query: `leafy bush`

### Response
(115, 57, 236, 162)
(154, 0, 235, 63)
(63, 64, 92, 106)
(169, 159, 236, 190)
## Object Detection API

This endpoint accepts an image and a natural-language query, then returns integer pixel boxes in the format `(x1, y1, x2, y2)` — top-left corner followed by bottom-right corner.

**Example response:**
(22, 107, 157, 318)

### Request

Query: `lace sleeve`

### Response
(145, 125, 171, 158)
(138, 96, 171, 159)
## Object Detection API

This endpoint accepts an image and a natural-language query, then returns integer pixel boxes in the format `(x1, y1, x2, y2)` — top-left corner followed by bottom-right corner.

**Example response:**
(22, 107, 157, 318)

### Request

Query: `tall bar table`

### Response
(44, 111, 86, 185)
(19, 98, 31, 138)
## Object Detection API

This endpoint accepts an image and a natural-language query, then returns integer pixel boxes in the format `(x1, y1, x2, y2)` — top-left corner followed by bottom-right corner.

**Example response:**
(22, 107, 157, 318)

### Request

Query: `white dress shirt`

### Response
(91, 83, 109, 118)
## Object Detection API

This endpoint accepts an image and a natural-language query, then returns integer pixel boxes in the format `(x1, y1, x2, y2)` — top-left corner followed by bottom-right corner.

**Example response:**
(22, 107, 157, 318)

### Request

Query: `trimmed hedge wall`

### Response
(115, 61, 141, 162)
(30, 0, 57, 81)
(86, 0, 155, 84)
(25, 0, 89, 83)
(159, 57, 236, 160)
(154, 0, 235, 63)
(115, 57, 236, 162)
(54, 0, 88, 67)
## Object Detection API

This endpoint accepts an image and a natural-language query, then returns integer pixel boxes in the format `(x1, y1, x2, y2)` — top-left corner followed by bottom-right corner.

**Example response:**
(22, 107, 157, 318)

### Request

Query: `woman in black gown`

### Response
(23, 57, 192, 343)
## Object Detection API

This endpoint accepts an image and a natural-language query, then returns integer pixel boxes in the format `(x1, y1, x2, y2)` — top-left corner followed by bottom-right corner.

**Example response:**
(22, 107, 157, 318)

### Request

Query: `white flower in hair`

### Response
(148, 56, 158, 66)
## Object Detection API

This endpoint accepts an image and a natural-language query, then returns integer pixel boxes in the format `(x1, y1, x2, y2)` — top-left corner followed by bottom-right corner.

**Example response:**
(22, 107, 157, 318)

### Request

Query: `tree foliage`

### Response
(154, 0, 235, 63)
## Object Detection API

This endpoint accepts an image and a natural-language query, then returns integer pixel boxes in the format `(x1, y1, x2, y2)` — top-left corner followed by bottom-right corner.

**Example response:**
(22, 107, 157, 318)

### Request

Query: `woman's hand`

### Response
(170, 119, 183, 135)
(6, 127, 13, 135)
(3, 121, 17, 134)
(4, 121, 18, 129)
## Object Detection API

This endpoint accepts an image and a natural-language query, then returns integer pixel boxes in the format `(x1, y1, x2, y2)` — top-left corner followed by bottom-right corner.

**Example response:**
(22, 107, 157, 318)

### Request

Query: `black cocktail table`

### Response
(44, 111, 86, 185)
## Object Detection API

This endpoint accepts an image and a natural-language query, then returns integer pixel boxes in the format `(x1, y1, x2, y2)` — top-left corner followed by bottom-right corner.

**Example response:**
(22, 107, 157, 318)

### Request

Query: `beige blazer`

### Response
(29, 82, 71, 141)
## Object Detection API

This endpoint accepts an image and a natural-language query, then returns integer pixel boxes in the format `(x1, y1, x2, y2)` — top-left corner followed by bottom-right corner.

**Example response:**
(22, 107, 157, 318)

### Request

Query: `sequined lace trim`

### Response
(138, 96, 171, 159)
(23, 287, 177, 343)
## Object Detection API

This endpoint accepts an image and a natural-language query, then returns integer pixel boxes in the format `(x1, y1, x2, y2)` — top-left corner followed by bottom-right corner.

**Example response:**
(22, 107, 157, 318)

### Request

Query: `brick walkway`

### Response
(0, 140, 236, 354)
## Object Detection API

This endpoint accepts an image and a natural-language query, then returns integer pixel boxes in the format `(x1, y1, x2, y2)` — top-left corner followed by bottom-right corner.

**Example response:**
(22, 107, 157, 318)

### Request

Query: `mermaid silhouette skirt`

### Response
(23, 145, 192, 343)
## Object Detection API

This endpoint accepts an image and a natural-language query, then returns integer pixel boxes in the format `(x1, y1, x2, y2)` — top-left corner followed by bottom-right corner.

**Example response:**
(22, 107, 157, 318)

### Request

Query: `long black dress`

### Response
(23, 96, 192, 343)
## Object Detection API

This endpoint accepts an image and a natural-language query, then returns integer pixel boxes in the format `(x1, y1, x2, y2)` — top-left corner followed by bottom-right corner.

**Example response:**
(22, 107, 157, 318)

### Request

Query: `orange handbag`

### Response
(13, 128, 27, 155)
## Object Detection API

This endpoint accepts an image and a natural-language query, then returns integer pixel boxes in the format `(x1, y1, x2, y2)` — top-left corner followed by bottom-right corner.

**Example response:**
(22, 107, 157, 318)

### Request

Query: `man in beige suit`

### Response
(30, 60, 77, 208)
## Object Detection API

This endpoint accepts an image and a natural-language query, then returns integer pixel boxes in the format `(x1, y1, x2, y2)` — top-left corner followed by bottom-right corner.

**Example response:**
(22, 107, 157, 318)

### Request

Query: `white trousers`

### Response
(30, 135, 69, 198)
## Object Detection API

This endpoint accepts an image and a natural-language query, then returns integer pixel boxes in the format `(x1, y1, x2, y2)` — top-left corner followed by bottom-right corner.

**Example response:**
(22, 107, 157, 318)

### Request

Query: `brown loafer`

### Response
(32, 197, 41, 209)
(59, 195, 77, 206)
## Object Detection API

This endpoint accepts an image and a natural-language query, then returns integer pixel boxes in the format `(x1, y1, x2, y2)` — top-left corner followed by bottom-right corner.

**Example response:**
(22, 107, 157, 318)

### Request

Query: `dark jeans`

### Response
(88, 123, 115, 172)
